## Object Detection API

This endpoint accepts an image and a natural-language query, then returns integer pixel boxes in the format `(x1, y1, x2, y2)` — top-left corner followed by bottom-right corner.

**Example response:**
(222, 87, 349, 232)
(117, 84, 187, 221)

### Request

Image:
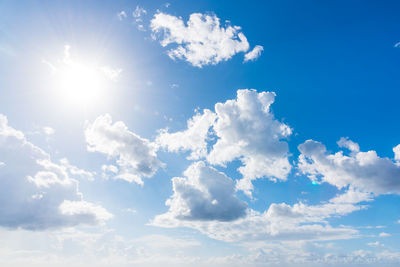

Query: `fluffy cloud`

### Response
(151, 12, 254, 67)
(244, 45, 264, 62)
(0, 114, 111, 230)
(157, 109, 216, 160)
(85, 114, 163, 185)
(159, 161, 247, 222)
(298, 139, 400, 195)
(157, 89, 292, 196)
(209, 89, 292, 196)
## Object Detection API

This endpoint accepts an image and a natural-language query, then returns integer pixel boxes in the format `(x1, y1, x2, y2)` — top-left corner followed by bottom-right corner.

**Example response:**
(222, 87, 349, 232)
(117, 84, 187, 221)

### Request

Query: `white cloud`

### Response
(394, 144, 400, 162)
(379, 232, 391, 237)
(85, 114, 163, 185)
(153, 186, 364, 243)
(157, 109, 216, 160)
(117, 11, 127, 21)
(244, 45, 263, 62)
(42, 126, 55, 135)
(298, 139, 400, 195)
(156, 89, 292, 197)
(367, 241, 384, 247)
(0, 113, 111, 230)
(133, 6, 147, 18)
(157, 161, 247, 222)
(209, 90, 292, 196)
(151, 12, 252, 67)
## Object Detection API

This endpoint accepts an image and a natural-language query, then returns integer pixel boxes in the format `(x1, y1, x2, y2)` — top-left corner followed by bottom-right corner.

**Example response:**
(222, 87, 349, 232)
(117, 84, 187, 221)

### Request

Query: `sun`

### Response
(45, 45, 121, 107)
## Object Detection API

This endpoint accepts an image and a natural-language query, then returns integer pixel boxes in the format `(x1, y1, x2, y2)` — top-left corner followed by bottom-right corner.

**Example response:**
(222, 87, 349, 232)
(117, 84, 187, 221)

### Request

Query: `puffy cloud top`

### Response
(157, 89, 292, 196)
(160, 161, 247, 222)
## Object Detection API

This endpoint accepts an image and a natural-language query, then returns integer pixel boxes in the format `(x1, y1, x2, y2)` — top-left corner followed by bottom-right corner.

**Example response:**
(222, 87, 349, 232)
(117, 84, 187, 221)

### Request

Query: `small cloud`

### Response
(379, 232, 391, 237)
(117, 11, 127, 21)
(367, 241, 383, 247)
(394, 41, 400, 48)
(244, 45, 264, 62)
(170, 83, 179, 88)
(133, 6, 147, 18)
(123, 208, 137, 214)
(100, 66, 122, 81)
(43, 126, 55, 136)
(0, 162, 4, 168)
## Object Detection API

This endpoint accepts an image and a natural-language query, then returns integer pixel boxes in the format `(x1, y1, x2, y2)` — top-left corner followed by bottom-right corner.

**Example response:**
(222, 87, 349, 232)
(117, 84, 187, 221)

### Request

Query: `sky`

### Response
(1, 0, 400, 266)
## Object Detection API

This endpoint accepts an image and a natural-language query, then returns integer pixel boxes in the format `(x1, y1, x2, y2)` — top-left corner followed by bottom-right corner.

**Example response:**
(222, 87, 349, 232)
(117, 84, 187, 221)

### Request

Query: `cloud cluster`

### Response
(0, 114, 111, 230)
(298, 138, 400, 195)
(158, 89, 292, 196)
(85, 114, 164, 185)
(153, 187, 362, 243)
(151, 12, 262, 67)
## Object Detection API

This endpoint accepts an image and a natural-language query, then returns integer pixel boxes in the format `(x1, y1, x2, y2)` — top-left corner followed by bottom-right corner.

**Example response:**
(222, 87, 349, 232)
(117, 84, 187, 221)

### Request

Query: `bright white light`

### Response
(45, 45, 121, 107)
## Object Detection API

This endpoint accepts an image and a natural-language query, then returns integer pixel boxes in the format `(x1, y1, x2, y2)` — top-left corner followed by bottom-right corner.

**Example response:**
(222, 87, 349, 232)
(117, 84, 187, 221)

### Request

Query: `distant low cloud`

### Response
(151, 12, 262, 67)
(244, 45, 264, 62)
(153, 188, 360, 243)
(0, 114, 111, 230)
(85, 114, 164, 185)
(298, 139, 400, 195)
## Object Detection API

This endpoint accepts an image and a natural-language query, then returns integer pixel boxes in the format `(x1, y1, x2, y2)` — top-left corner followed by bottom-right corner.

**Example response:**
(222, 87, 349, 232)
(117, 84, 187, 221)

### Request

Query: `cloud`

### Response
(394, 144, 400, 162)
(153, 193, 359, 243)
(84, 114, 164, 185)
(151, 12, 253, 67)
(367, 241, 384, 247)
(394, 41, 400, 48)
(0, 114, 111, 230)
(117, 11, 127, 21)
(43, 126, 55, 135)
(244, 45, 264, 62)
(379, 232, 391, 237)
(158, 161, 247, 222)
(298, 139, 400, 195)
(157, 109, 216, 160)
(209, 89, 292, 196)
(133, 6, 147, 31)
(157, 89, 292, 197)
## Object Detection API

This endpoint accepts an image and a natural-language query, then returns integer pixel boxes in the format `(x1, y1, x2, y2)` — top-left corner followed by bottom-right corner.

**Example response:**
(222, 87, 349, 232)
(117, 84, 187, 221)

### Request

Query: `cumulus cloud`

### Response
(85, 114, 163, 185)
(298, 139, 400, 195)
(159, 161, 247, 222)
(157, 89, 292, 196)
(244, 45, 264, 62)
(151, 12, 257, 67)
(132, 6, 147, 31)
(394, 144, 400, 162)
(0, 114, 111, 230)
(209, 89, 292, 196)
(157, 109, 216, 160)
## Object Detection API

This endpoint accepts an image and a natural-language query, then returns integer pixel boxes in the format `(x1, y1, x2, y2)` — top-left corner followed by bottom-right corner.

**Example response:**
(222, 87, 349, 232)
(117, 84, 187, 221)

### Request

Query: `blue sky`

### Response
(1, 1, 400, 266)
